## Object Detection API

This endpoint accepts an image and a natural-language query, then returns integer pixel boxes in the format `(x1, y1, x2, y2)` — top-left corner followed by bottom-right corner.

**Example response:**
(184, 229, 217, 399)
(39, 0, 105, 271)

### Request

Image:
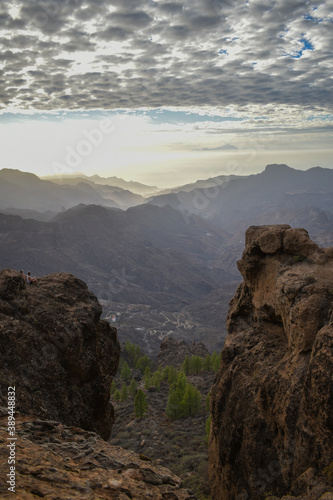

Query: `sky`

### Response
(0, 0, 332, 187)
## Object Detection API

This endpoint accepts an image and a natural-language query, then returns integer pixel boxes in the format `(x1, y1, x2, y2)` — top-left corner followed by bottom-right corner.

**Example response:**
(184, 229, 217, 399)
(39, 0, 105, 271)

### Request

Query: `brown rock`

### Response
(0, 415, 195, 499)
(209, 226, 333, 500)
(246, 224, 289, 254)
(283, 227, 326, 263)
(0, 268, 120, 440)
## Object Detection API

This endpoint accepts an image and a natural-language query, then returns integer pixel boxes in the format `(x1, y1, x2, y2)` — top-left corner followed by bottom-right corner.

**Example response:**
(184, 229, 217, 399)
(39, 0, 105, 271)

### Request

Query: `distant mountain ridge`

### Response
(149, 164, 333, 223)
(1, 164, 333, 354)
(44, 172, 160, 196)
(0, 203, 230, 307)
(0, 168, 146, 212)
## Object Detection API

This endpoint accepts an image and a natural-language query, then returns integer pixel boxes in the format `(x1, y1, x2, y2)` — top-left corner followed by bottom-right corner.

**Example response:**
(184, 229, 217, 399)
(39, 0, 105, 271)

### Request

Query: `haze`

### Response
(0, 0, 332, 185)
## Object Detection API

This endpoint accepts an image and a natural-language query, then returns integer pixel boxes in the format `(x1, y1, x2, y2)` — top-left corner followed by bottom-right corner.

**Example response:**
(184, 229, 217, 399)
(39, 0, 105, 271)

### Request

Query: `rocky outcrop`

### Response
(0, 413, 196, 499)
(158, 337, 209, 368)
(0, 269, 120, 440)
(0, 269, 197, 499)
(209, 225, 333, 499)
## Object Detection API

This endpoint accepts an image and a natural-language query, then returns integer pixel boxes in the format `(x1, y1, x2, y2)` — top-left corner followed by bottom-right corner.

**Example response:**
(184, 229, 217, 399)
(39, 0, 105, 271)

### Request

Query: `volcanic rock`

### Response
(209, 225, 333, 499)
(0, 268, 120, 440)
(0, 413, 196, 499)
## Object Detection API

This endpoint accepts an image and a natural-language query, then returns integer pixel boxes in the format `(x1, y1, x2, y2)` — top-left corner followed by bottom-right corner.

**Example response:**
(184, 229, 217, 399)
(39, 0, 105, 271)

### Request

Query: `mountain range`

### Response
(0, 164, 332, 353)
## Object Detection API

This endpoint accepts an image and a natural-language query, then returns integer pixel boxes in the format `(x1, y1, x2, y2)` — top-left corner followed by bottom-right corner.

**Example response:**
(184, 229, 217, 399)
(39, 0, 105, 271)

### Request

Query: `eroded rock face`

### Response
(0, 269, 120, 440)
(0, 414, 196, 499)
(209, 226, 333, 500)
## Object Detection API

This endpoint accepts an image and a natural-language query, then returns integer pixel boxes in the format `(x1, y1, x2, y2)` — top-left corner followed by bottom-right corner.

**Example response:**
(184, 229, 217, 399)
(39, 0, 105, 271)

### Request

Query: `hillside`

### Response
(1, 224, 332, 499)
(109, 337, 219, 499)
(0, 204, 231, 305)
(44, 173, 159, 196)
(0, 203, 236, 354)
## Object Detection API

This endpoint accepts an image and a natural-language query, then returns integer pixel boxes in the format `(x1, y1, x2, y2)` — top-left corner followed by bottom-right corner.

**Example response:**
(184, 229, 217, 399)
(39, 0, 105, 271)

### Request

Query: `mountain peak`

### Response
(263, 163, 295, 174)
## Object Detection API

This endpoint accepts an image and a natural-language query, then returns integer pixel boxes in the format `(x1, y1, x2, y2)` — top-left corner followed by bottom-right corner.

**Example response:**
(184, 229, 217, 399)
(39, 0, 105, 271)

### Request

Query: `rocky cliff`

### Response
(0, 269, 195, 499)
(209, 225, 333, 499)
(0, 269, 120, 440)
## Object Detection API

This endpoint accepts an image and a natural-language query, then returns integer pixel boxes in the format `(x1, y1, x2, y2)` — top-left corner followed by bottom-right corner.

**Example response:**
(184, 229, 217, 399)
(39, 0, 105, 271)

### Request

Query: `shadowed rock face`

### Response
(0, 269, 120, 440)
(209, 226, 333, 500)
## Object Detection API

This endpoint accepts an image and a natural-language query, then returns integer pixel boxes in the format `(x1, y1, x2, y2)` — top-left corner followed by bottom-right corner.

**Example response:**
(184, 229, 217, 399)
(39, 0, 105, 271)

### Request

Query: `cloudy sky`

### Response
(0, 0, 332, 186)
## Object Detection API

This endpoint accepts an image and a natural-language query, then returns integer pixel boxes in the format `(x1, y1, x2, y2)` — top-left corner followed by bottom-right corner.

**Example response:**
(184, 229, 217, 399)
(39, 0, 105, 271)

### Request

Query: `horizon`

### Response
(2, 162, 333, 191)
(0, 1, 332, 187)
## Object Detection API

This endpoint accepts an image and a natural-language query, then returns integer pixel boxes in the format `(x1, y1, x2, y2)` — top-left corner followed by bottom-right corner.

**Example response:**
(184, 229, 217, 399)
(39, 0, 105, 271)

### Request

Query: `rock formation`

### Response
(0, 269, 120, 440)
(158, 337, 209, 368)
(0, 269, 195, 499)
(209, 225, 333, 499)
(0, 413, 197, 499)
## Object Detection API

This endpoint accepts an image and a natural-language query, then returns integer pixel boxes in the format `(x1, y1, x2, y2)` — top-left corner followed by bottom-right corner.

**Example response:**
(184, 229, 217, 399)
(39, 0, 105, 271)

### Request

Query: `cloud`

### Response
(0, 0, 331, 124)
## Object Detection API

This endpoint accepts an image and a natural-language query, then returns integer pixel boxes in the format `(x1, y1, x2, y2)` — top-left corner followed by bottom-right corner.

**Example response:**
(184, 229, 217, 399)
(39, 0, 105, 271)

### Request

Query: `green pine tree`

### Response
(212, 351, 221, 373)
(121, 361, 132, 382)
(166, 387, 183, 419)
(134, 389, 148, 419)
(167, 366, 178, 385)
(136, 354, 151, 373)
(129, 378, 138, 397)
(163, 366, 170, 380)
(181, 383, 201, 417)
(134, 345, 141, 365)
(114, 389, 121, 402)
(175, 371, 187, 399)
(190, 355, 203, 374)
(151, 369, 163, 390)
(120, 383, 128, 402)
(203, 354, 213, 372)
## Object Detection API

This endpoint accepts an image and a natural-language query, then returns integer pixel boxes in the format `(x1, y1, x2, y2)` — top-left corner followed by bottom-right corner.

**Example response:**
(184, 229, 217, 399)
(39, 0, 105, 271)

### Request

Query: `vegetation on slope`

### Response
(109, 340, 221, 500)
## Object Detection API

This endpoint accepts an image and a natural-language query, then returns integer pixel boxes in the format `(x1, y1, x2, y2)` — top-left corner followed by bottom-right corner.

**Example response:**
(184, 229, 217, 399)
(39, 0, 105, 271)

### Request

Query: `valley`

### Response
(0, 164, 332, 355)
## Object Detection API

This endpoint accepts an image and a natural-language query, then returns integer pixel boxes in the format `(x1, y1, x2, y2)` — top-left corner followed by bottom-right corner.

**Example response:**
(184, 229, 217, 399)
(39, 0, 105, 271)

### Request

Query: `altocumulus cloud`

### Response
(0, 0, 332, 116)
